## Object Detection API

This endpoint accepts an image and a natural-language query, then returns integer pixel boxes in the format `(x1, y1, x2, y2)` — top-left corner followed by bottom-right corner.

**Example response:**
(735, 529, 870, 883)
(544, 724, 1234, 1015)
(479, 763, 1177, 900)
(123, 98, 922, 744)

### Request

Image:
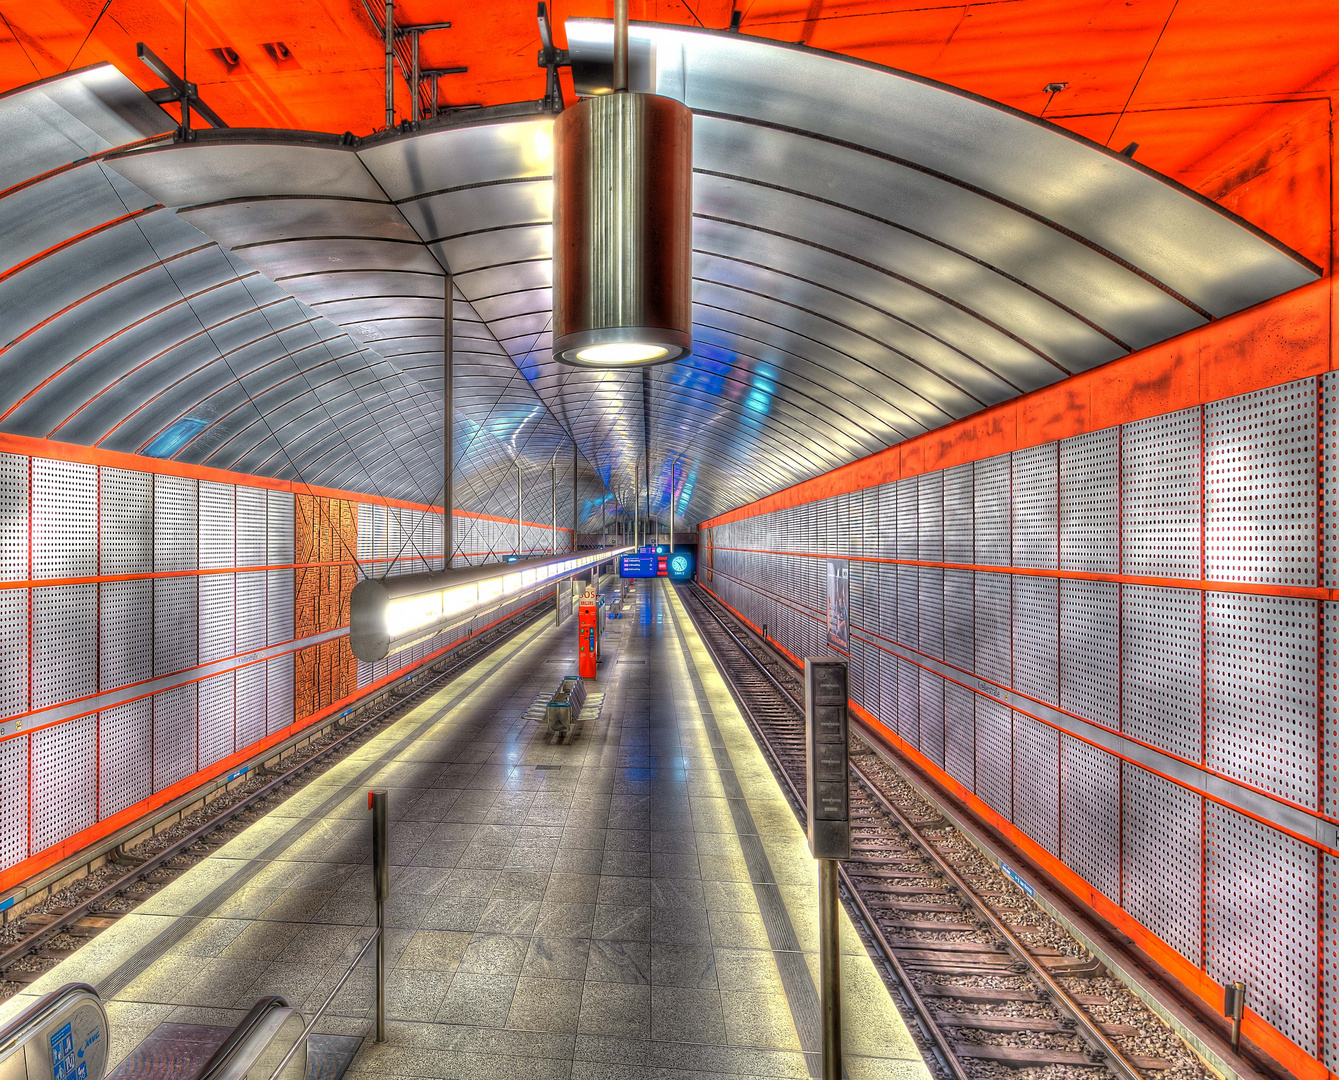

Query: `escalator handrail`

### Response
(190, 996, 292, 1080)
(0, 982, 105, 1056)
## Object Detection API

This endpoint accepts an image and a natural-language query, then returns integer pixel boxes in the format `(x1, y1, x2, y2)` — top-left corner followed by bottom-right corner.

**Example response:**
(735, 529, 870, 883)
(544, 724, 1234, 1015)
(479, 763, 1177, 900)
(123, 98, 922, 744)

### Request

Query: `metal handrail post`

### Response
(369, 789, 389, 1043)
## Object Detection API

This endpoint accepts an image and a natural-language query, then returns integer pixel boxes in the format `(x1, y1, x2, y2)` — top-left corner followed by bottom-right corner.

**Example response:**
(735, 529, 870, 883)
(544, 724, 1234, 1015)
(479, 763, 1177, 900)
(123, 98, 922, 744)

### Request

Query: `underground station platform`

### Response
(0, 581, 925, 1080)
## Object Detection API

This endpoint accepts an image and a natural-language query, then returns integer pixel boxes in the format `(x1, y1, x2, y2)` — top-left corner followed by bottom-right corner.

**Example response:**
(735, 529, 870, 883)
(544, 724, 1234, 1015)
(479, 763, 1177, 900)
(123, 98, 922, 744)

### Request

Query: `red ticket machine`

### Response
(578, 585, 602, 679)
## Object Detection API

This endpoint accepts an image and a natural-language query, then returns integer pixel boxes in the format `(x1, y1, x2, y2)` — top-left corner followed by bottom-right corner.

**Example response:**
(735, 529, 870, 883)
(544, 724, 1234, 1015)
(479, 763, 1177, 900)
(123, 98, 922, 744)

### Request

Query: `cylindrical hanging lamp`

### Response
(552, 6, 692, 369)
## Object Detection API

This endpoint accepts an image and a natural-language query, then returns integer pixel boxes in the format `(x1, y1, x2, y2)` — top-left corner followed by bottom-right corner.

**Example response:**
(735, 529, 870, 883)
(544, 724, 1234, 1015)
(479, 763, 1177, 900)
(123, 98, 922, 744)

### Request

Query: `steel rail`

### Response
(682, 581, 1147, 1080)
(677, 583, 965, 1080)
(0, 599, 553, 978)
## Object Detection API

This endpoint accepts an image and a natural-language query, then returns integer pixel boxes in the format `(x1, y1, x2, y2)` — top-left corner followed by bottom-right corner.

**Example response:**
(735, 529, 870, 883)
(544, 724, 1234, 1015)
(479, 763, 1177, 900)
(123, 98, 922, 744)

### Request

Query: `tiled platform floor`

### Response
(2, 580, 930, 1080)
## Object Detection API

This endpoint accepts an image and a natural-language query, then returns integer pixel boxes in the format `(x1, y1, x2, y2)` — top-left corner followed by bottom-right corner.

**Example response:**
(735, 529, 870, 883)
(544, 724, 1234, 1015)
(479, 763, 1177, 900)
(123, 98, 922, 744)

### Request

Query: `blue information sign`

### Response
(666, 551, 694, 581)
(619, 553, 660, 578)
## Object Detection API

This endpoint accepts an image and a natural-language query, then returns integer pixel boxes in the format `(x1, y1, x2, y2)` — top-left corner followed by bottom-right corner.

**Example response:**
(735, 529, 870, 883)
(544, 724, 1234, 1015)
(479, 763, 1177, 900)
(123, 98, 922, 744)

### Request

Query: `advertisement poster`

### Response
(826, 560, 849, 654)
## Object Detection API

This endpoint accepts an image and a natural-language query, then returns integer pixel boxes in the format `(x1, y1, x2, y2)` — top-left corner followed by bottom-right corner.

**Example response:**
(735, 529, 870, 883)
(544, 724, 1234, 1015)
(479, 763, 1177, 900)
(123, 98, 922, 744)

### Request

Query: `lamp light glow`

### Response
(574, 342, 669, 365)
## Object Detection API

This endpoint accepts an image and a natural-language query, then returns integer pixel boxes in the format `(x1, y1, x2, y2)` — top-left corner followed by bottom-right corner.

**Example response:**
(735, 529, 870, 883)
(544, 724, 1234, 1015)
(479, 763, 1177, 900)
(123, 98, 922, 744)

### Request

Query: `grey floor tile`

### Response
(650, 944, 717, 989)
(522, 936, 591, 980)
(457, 933, 529, 976)
(650, 984, 728, 1045)
(437, 972, 519, 1028)
(507, 976, 584, 1033)
(585, 939, 651, 985)
(577, 981, 650, 1039)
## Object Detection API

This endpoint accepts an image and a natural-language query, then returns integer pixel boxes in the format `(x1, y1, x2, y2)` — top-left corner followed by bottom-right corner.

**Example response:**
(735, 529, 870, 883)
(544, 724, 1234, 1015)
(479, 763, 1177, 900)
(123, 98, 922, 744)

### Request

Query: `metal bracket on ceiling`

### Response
(137, 42, 228, 142)
(537, 2, 569, 114)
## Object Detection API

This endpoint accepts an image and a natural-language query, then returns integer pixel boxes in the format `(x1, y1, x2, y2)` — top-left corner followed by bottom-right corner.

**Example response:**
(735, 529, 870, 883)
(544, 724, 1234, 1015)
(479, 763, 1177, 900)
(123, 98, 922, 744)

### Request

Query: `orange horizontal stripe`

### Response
(0, 432, 576, 526)
(701, 280, 1330, 530)
(707, 545, 1334, 600)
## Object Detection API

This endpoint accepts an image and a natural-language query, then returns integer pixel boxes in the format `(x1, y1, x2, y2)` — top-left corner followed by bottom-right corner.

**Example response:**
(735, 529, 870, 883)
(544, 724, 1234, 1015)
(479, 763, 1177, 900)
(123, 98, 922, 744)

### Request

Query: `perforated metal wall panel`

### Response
(198, 671, 235, 767)
(974, 698, 1012, 819)
(0, 453, 27, 582)
(1060, 427, 1119, 574)
(266, 653, 294, 734)
(877, 562, 897, 644)
(1060, 734, 1120, 901)
(154, 475, 197, 572)
(897, 477, 917, 560)
(847, 634, 868, 714)
(917, 471, 942, 562)
(896, 657, 919, 747)
(1324, 854, 1339, 1071)
(943, 464, 973, 565)
(30, 714, 95, 852)
(862, 488, 879, 562)
(235, 571, 267, 653)
(152, 683, 197, 791)
(974, 573, 1011, 686)
(973, 455, 1010, 565)
(918, 567, 944, 659)
(32, 584, 96, 710)
(99, 468, 152, 575)
(1326, 603, 1339, 819)
(153, 577, 197, 676)
(199, 481, 235, 570)
(268, 569, 294, 645)
(269, 490, 295, 564)
(357, 502, 374, 563)
(1325, 373, 1339, 590)
(1012, 576, 1058, 705)
(1205, 379, 1316, 586)
(99, 579, 151, 691)
(1206, 803, 1318, 1054)
(944, 680, 974, 790)
(849, 559, 870, 634)
(1059, 580, 1119, 730)
(1012, 443, 1058, 569)
(1122, 407, 1202, 579)
(32, 458, 96, 580)
(1013, 713, 1059, 856)
(0, 589, 27, 717)
(199, 573, 236, 664)
(918, 668, 945, 768)
(879, 638, 898, 721)
(897, 564, 918, 650)
(877, 483, 897, 559)
(0, 735, 27, 868)
(1123, 765, 1202, 965)
(1206, 593, 1317, 807)
(236, 485, 267, 567)
(98, 698, 151, 819)
(1121, 585, 1202, 761)
(943, 569, 974, 671)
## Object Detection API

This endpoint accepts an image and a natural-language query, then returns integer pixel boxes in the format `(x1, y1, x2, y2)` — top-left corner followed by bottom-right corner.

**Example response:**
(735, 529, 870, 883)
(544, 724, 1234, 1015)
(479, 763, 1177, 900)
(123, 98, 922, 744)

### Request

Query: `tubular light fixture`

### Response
(350, 546, 631, 662)
(552, 0, 692, 368)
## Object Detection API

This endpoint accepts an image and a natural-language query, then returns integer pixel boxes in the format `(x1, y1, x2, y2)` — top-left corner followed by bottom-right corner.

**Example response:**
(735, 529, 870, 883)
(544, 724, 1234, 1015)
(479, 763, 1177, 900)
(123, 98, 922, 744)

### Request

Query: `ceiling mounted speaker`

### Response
(552, 88, 693, 368)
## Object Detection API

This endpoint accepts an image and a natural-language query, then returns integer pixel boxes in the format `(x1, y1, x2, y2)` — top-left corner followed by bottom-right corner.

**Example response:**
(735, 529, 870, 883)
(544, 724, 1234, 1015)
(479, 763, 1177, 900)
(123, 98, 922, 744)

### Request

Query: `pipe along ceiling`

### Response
(0, 22, 1319, 528)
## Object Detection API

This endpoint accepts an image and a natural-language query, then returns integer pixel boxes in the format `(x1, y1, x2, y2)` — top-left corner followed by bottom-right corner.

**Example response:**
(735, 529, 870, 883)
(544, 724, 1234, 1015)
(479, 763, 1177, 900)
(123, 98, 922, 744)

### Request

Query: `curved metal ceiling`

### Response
(0, 24, 1320, 529)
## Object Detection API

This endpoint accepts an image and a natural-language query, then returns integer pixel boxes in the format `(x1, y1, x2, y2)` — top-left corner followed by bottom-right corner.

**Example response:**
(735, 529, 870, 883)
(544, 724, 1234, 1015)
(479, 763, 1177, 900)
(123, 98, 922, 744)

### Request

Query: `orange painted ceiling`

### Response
(2, 0, 1336, 263)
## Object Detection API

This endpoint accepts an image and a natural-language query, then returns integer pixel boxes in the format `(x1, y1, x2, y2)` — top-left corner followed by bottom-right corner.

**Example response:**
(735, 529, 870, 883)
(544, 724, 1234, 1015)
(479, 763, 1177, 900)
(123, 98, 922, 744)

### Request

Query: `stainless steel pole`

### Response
(551, 461, 557, 553)
(819, 858, 841, 1080)
(633, 465, 640, 548)
(383, 0, 394, 130)
(669, 460, 676, 553)
(613, 0, 628, 92)
(517, 464, 523, 556)
(369, 789, 389, 1043)
(572, 442, 578, 551)
(443, 277, 453, 569)
(410, 29, 420, 123)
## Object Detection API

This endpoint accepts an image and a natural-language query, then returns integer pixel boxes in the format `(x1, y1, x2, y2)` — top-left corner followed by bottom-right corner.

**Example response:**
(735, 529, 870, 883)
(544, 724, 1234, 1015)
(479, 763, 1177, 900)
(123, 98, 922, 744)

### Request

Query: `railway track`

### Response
(0, 598, 556, 1001)
(679, 582, 1209, 1080)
